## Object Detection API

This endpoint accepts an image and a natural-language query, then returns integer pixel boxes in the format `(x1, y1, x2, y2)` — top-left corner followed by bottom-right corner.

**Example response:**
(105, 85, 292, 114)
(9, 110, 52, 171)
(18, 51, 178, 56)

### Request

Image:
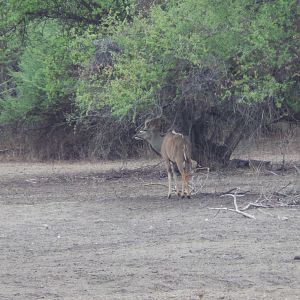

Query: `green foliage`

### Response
(106, 56, 166, 115)
(90, 0, 298, 116)
(0, 0, 135, 35)
(0, 0, 140, 160)
(0, 0, 137, 123)
(0, 0, 299, 162)
(0, 22, 76, 123)
(4, 0, 297, 122)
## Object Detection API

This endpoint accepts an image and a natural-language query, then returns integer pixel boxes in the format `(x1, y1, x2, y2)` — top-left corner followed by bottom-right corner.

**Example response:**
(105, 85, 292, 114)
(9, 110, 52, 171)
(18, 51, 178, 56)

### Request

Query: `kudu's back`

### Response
(161, 132, 192, 170)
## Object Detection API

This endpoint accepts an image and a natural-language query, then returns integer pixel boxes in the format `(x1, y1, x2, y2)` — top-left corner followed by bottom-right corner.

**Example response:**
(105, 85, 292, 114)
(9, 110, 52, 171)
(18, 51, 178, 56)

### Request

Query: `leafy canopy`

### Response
(0, 22, 76, 123)
(0, 0, 135, 124)
(90, 0, 298, 116)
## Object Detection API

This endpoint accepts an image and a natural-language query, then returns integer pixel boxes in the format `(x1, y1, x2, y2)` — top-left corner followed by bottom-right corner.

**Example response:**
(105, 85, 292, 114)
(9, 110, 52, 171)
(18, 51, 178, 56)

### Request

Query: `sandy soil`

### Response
(0, 159, 299, 300)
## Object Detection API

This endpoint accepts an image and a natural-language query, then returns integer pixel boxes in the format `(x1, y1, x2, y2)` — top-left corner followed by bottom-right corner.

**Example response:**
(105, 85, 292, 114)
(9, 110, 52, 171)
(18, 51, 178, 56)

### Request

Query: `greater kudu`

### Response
(134, 115, 192, 198)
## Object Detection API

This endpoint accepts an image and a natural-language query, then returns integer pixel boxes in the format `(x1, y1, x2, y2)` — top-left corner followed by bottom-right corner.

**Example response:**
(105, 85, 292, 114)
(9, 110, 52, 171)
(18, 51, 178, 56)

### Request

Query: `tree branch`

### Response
(209, 189, 256, 219)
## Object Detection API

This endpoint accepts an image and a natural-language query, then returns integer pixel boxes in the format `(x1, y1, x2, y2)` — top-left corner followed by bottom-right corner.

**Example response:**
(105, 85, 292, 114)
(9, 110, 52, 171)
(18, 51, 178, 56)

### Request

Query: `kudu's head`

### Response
(134, 116, 162, 142)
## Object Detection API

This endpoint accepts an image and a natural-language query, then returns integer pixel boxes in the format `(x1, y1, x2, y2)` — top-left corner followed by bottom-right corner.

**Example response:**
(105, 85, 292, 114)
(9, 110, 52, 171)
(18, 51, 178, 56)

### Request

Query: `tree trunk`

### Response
(190, 115, 245, 168)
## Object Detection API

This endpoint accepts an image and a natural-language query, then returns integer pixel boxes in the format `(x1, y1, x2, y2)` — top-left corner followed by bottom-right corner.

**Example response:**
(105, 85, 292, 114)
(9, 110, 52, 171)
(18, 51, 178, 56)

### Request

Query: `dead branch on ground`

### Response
(143, 183, 169, 188)
(209, 188, 256, 219)
(190, 168, 210, 195)
(241, 202, 270, 210)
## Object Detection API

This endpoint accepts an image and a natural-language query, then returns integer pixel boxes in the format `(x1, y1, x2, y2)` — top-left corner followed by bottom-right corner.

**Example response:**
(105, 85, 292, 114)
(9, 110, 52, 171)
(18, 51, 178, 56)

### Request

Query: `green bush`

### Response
(0, 22, 76, 123)
(86, 0, 298, 116)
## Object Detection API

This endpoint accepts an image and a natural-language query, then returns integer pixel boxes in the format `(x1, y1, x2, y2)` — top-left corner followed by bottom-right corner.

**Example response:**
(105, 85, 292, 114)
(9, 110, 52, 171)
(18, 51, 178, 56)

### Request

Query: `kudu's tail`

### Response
(183, 143, 192, 171)
(183, 144, 188, 162)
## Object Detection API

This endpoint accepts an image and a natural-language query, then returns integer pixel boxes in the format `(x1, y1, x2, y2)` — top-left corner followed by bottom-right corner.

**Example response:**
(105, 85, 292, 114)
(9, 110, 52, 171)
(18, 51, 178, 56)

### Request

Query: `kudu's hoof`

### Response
(168, 194, 171, 199)
(187, 195, 191, 199)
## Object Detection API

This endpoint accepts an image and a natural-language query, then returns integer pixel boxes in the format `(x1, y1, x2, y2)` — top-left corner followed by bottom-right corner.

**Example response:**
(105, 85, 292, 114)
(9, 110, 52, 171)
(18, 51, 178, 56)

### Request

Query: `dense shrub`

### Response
(0, 0, 299, 162)
(95, 0, 298, 116)
(0, 23, 76, 123)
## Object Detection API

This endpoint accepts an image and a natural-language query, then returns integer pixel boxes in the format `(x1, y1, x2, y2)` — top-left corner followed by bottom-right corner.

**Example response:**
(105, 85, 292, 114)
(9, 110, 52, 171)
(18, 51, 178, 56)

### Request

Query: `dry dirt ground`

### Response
(0, 157, 299, 300)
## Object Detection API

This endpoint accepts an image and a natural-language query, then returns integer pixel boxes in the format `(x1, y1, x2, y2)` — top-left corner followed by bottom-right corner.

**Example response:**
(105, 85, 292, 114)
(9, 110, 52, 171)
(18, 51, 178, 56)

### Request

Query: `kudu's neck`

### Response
(148, 131, 164, 155)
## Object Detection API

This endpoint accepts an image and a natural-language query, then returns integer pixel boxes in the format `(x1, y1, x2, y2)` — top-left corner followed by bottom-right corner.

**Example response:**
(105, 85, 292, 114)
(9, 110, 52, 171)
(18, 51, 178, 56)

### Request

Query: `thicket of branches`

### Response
(0, 0, 299, 162)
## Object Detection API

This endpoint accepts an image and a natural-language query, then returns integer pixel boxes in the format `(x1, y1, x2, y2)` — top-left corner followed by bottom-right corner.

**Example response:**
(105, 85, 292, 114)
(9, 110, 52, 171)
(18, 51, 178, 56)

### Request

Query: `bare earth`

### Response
(0, 157, 299, 300)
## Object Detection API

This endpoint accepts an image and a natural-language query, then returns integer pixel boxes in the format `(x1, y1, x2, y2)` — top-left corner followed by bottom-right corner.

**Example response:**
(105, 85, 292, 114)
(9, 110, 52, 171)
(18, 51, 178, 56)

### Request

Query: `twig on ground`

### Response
(276, 182, 291, 194)
(241, 202, 271, 211)
(209, 188, 256, 219)
(274, 191, 289, 198)
(143, 183, 169, 188)
(190, 168, 210, 195)
(266, 170, 279, 176)
(212, 209, 221, 218)
(219, 188, 250, 197)
(220, 188, 238, 196)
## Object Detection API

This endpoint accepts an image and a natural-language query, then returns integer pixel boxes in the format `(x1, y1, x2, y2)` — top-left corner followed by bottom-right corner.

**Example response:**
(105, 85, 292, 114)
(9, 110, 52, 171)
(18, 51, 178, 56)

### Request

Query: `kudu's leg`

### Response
(166, 161, 173, 198)
(186, 160, 191, 198)
(176, 162, 185, 198)
(181, 173, 185, 198)
(177, 163, 191, 199)
(184, 171, 191, 199)
(171, 162, 180, 197)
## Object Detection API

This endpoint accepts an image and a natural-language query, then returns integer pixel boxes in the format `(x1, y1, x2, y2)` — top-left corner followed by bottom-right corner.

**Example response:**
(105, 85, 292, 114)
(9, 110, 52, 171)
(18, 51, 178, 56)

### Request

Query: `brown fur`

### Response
(161, 132, 192, 198)
(134, 117, 192, 198)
